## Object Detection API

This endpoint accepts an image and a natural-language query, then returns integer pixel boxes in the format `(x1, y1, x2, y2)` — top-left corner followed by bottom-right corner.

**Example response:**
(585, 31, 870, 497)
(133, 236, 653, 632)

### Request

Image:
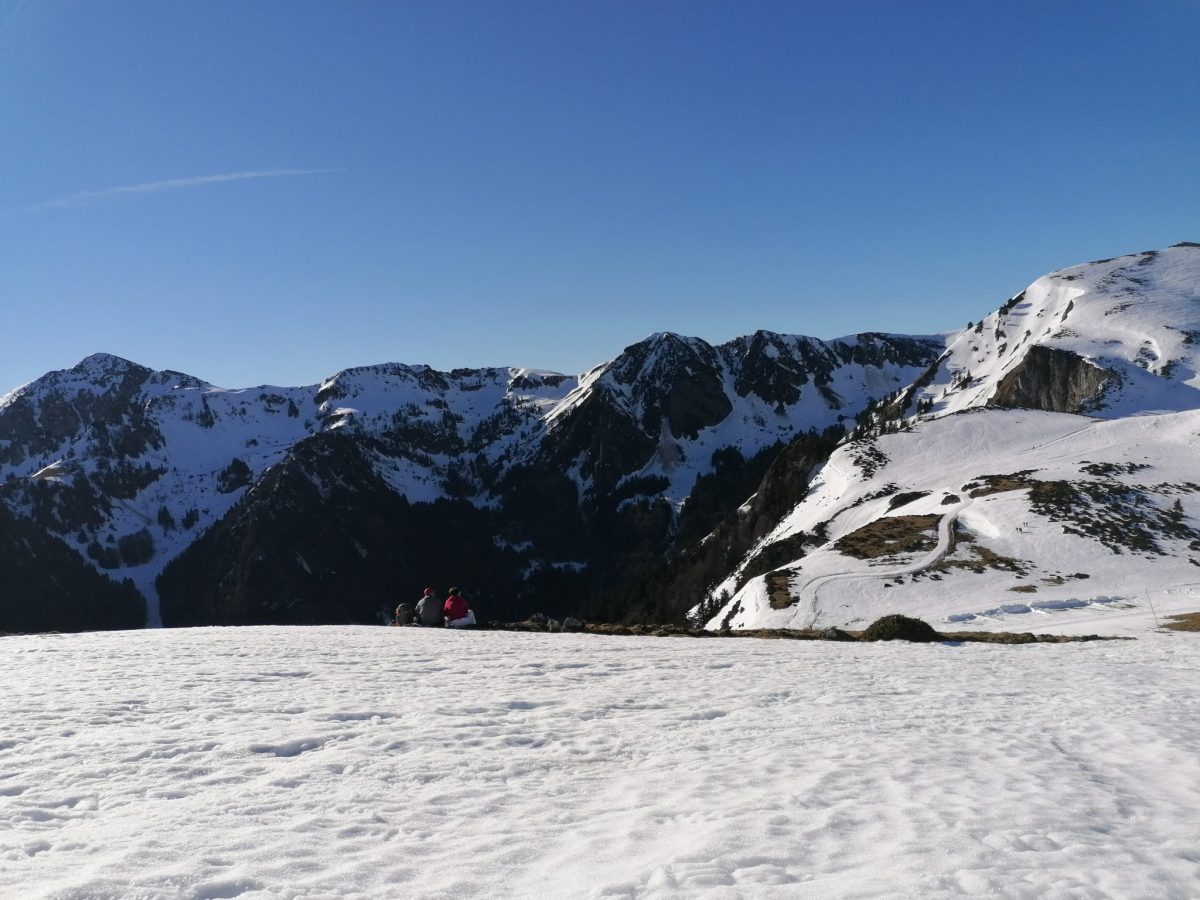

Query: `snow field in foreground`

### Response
(2, 627, 1198, 899)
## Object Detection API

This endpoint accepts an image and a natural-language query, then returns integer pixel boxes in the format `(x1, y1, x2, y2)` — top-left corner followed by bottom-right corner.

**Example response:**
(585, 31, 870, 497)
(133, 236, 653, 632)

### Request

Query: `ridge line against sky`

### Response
(0, 1, 1197, 394)
(20, 169, 337, 213)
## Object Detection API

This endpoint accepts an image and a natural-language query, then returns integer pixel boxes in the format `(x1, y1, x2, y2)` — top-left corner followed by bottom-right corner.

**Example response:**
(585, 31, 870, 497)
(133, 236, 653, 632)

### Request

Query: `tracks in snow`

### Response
(792, 498, 973, 630)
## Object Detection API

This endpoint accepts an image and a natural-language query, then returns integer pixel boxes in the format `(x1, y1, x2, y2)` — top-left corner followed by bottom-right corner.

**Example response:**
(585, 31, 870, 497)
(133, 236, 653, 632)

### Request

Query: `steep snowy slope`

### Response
(539, 330, 939, 502)
(704, 408, 1200, 634)
(888, 243, 1200, 421)
(704, 244, 1200, 635)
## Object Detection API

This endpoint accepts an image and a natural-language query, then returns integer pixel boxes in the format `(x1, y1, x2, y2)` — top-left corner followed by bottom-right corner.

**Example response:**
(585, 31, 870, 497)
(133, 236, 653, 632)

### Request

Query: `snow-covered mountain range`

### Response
(0, 324, 939, 629)
(4, 242, 1199, 634)
(701, 243, 1200, 634)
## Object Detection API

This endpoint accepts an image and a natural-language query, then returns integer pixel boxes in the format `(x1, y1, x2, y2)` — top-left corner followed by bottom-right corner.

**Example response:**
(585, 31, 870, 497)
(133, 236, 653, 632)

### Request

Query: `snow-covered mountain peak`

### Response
(1, 352, 147, 407)
(607, 332, 720, 386)
(892, 244, 1200, 422)
(70, 351, 146, 377)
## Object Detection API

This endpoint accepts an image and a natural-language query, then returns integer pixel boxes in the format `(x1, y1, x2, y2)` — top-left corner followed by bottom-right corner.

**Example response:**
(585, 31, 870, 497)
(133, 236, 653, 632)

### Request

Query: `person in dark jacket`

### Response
(443, 587, 475, 628)
(415, 588, 443, 626)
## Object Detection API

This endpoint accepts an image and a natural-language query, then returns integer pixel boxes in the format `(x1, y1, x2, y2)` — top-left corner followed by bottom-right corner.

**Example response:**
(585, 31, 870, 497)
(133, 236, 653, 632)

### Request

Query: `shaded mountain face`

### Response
(0, 500, 144, 633)
(0, 330, 943, 629)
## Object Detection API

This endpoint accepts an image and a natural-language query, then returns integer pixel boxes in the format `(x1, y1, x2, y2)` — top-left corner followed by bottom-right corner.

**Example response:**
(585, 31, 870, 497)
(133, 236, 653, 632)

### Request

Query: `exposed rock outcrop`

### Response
(991, 346, 1111, 413)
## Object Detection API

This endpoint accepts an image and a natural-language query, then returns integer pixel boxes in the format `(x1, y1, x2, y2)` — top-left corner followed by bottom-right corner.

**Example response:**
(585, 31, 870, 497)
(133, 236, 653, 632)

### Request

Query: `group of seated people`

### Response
(394, 587, 476, 628)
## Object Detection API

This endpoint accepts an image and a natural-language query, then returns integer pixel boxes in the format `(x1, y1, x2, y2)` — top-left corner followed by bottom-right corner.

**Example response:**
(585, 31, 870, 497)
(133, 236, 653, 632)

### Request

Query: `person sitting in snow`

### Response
(394, 602, 416, 626)
(443, 587, 476, 628)
(415, 588, 443, 627)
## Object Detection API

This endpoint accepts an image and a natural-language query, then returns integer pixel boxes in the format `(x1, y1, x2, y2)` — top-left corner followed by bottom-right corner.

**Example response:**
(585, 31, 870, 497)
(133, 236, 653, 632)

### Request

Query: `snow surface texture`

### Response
(2, 627, 1199, 899)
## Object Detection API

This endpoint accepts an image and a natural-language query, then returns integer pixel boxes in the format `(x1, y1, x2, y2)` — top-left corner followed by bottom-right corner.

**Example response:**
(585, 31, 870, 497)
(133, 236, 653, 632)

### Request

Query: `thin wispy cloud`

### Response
(23, 168, 334, 212)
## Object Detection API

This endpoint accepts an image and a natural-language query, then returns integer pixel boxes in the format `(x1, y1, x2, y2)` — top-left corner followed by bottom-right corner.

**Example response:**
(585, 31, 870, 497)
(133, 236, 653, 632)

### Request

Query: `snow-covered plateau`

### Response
(2, 626, 1198, 899)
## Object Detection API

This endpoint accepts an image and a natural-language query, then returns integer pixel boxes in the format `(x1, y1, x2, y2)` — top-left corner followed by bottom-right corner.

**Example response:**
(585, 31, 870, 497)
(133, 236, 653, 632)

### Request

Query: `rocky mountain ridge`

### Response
(6, 242, 1199, 634)
(0, 326, 941, 629)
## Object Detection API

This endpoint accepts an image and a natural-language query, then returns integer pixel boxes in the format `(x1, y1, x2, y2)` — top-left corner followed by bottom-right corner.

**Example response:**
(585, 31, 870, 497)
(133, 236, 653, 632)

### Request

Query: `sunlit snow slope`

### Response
(704, 245, 1200, 634)
(897, 243, 1200, 419)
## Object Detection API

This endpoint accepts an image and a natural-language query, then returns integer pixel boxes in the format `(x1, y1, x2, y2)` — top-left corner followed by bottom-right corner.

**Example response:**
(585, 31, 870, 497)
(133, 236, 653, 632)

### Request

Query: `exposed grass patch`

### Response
(1163, 613, 1200, 632)
(963, 471, 1037, 498)
(1080, 460, 1150, 478)
(860, 614, 942, 642)
(846, 483, 899, 510)
(1029, 479, 1200, 556)
(534, 623, 1125, 643)
(766, 571, 796, 609)
(936, 630, 1124, 644)
(833, 514, 941, 560)
(741, 533, 811, 583)
(931, 530, 1030, 575)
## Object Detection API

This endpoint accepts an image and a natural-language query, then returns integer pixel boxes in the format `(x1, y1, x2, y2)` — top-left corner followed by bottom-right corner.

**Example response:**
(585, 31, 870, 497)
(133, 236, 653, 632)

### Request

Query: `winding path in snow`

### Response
(792, 497, 973, 629)
(791, 415, 1111, 629)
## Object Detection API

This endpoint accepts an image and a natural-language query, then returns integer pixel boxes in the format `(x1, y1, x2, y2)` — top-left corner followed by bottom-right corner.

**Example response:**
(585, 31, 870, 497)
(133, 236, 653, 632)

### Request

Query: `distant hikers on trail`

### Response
(394, 587, 475, 628)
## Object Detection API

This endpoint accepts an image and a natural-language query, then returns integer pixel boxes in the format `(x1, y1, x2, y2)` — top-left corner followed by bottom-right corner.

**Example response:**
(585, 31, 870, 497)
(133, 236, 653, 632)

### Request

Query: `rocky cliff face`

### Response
(991, 346, 1111, 413)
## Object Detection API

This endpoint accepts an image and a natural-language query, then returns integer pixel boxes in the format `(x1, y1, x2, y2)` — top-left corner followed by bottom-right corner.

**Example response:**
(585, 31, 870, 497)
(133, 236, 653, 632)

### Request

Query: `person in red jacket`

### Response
(443, 587, 476, 628)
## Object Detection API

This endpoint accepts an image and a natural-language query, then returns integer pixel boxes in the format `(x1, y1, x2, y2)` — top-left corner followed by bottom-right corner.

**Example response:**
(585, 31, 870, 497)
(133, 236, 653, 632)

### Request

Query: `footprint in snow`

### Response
(190, 878, 265, 900)
(248, 737, 325, 757)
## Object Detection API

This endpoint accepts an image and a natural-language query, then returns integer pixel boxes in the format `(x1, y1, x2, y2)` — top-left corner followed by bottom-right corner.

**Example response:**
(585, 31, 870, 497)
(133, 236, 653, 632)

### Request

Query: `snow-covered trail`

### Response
(794, 500, 972, 630)
(2, 627, 1199, 899)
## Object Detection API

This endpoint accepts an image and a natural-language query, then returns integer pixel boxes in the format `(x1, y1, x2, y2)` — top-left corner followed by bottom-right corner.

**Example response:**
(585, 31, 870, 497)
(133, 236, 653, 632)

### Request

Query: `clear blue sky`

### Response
(2, 0, 1197, 392)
